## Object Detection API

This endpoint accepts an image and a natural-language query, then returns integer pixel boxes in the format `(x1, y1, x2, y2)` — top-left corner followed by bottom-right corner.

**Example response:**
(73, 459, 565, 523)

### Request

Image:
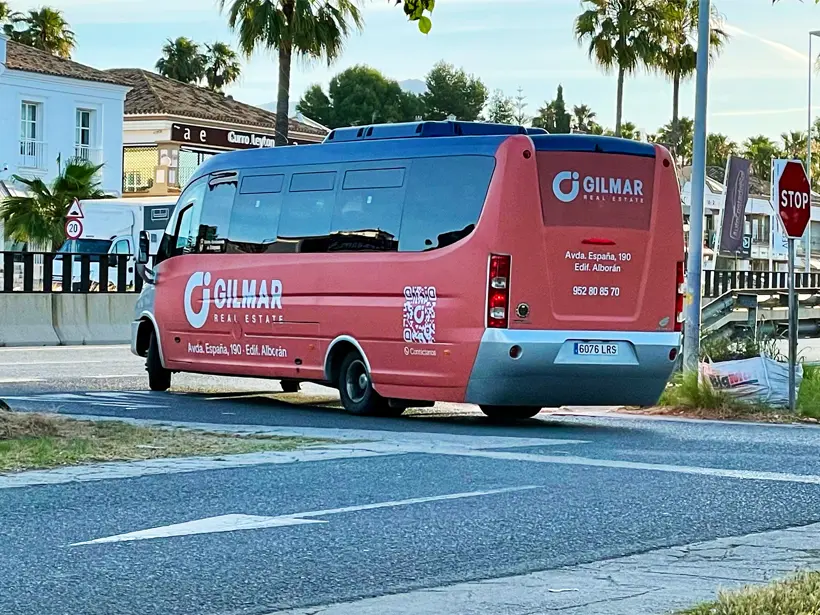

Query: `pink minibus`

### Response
(132, 121, 684, 419)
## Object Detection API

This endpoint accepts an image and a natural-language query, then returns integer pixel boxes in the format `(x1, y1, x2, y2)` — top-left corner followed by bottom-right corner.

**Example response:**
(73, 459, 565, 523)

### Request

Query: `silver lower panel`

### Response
(465, 329, 680, 408)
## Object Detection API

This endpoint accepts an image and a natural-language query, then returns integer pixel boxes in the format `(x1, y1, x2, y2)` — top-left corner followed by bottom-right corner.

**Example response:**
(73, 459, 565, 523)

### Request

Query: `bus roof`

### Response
(191, 128, 657, 184)
(531, 134, 657, 158)
(192, 133, 515, 181)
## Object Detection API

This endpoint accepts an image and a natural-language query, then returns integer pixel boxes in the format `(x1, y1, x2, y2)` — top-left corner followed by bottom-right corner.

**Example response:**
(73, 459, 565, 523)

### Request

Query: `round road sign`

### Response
(65, 218, 83, 240)
(777, 160, 811, 238)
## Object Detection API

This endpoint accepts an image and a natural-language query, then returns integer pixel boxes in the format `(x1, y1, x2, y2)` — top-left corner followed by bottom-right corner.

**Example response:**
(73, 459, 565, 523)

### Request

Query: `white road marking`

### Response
(2, 391, 168, 409)
(2, 360, 105, 366)
(70, 514, 325, 545)
(443, 449, 820, 485)
(70, 486, 539, 546)
(0, 378, 44, 383)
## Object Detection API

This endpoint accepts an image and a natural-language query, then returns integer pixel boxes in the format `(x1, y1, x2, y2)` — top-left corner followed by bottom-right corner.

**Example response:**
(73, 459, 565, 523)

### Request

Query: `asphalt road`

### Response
(4, 345, 820, 615)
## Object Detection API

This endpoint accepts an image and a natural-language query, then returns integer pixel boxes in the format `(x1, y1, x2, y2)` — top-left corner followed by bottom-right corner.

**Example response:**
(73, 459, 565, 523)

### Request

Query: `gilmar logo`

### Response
(184, 271, 284, 329)
(552, 171, 645, 204)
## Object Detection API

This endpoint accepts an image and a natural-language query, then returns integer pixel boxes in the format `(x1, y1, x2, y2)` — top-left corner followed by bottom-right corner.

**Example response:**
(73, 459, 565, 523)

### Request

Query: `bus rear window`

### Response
(537, 151, 655, 231)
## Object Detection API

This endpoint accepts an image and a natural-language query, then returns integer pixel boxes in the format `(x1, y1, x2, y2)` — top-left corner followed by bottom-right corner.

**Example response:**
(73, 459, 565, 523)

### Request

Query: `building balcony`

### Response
(73, 145, 103, 165)
(19, 139, 47, 170)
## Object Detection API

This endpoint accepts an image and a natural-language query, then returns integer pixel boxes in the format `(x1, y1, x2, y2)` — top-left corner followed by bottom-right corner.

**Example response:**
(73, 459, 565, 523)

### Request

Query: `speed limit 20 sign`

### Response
(776, 160, 811, 239)
(65, 218, 83, 240)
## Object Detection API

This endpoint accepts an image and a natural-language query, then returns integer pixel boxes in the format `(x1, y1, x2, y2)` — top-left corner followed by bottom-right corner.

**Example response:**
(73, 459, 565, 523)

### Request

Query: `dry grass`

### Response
(676, 572, 820, 614)
(0, 410, 330, 472)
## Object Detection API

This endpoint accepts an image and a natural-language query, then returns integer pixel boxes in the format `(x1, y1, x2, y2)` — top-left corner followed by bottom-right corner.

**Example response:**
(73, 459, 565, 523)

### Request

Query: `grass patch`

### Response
(658, 371, 760, 415)
(798, 364, 820, 419)
(676, 571, 820, 614)
(0, 410, 331, 473)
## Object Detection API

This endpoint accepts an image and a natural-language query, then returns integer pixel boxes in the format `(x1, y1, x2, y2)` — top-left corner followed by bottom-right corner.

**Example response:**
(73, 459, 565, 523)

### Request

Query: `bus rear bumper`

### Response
(465, 329, 680, 408)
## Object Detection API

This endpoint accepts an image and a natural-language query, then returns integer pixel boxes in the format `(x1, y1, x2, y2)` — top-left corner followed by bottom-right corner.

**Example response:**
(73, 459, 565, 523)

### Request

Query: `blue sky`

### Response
(17, 0, 820, 144)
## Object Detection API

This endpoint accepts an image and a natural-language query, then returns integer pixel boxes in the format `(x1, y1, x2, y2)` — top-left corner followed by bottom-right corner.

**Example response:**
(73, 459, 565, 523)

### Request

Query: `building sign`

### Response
(171, 122, 302, 149)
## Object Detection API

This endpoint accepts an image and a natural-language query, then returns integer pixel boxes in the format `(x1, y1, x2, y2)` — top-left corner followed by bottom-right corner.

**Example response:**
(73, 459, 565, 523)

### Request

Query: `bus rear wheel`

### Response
(480, 405, 541, 420)
(338, 352, 391, 416)
(146, 330, 171, 392)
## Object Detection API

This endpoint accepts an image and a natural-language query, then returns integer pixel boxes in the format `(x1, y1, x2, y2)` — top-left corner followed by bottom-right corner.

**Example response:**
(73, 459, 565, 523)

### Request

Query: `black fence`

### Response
(702, 270, 820, 299)
(0, 251, 145, 293)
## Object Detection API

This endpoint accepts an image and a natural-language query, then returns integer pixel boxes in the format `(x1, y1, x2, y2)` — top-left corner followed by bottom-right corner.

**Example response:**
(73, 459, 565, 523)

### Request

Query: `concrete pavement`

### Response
(4, 346, 820, 614)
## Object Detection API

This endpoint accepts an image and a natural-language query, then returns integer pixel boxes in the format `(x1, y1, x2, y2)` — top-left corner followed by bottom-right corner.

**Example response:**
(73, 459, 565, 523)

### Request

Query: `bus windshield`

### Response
(58, 239, 112, 254)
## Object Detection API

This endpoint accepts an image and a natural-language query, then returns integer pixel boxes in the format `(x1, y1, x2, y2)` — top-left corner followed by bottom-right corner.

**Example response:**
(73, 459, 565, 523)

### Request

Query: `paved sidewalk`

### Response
(271, 521, 820, 615)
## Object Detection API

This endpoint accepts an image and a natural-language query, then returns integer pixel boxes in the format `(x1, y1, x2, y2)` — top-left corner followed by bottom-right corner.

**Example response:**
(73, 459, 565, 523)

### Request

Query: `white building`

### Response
(0, 35, 131, 249)
(679, 166, 820, 273)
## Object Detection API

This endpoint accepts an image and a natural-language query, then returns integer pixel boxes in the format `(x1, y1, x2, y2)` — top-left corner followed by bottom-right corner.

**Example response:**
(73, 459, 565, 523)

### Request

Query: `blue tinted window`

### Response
(241, 174, 284, 194)
(343, 168, 405, 190)
(399, 156, 495, 252)
(290, 171, 336, 192)
(227, 192, 283, 254)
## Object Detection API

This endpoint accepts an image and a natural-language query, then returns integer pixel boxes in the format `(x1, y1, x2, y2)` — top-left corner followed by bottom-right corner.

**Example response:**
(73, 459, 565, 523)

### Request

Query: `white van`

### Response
(53, 196, 176, 290)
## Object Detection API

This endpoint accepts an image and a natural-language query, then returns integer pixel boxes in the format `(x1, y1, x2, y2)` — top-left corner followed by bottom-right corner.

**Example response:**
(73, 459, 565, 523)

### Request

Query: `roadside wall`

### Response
(0, 294, 137, 347)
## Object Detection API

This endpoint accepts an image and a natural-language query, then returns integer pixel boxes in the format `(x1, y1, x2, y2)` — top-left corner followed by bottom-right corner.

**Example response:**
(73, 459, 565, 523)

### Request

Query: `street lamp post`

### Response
(682, 0, 713, 373)
(807, 30, 820, 273)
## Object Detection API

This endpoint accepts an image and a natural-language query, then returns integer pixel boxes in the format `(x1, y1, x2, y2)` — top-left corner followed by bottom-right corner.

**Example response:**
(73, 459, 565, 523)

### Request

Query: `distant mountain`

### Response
(260, 101, 298, 116)
(399, 79, 426, 95)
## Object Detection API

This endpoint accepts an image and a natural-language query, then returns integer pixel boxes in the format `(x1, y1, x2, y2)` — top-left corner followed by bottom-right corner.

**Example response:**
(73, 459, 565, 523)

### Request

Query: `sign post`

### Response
(776, 160, 811, 411)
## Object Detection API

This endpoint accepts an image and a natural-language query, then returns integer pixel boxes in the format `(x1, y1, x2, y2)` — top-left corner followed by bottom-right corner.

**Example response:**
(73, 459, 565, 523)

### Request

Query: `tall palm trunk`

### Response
(275, 42, 292, 147)
(615, 66, 625, 137)
(671, 71, 681, 156)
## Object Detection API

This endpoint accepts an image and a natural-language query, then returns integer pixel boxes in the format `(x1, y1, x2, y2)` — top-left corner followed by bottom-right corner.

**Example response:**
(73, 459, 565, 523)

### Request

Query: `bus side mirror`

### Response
(137, 231, 150, 265)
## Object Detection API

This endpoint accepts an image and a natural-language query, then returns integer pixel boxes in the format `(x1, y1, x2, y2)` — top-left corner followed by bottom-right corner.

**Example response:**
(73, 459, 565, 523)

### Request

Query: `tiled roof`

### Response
(107, 68, 327, 137)
(4, 40, 132, 87)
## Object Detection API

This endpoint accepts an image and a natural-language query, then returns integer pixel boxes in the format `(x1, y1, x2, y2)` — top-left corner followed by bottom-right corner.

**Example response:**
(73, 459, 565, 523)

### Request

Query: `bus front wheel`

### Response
(146, 331, 171, 392)
(480, 405, 541, 420)
(338, 352, 393, 416)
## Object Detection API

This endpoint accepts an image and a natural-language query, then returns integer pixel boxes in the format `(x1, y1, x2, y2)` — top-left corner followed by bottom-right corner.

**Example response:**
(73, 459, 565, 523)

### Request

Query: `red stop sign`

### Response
(777, 160, 811, 238)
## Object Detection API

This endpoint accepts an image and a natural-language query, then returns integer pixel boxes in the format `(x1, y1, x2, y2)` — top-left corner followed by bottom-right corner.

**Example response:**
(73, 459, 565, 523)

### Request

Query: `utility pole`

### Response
(682, 0, 712, 372)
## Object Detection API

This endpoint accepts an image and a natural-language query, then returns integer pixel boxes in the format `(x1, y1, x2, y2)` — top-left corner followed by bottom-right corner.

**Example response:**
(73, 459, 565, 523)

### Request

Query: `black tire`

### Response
(480, 405, 541, 420)
(146, 331, 171, 392)
(280, 380, 301, 394)
(337, 352, 389, 416)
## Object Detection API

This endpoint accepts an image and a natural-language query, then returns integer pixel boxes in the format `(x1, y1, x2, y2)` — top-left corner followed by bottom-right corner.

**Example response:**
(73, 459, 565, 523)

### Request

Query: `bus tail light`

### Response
(675, 261, 685, 332)
(488, 254, 510, 328)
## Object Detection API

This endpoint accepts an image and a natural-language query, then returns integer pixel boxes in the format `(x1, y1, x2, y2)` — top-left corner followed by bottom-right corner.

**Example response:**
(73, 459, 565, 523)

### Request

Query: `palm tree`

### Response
(572, 104, 597, 133)
(743, 135, 780, 182)
(221, 0, 363, 147)
(706, 133, 737, 168)
(657, 116, 694, 164)
(575, 0, 660, 137)
(204, 42, 242, 92)
(782, 130, 808, 160)
(607, 121, 641, 140)
(7, 8, 76, 58)
(1, 160, 106, 248)
(156, 37, 206, 85)
(654, 0, 728, 151)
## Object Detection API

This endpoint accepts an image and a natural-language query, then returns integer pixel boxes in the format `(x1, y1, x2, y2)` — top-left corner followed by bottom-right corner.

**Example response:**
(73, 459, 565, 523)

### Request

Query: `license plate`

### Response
(574, 342, 619, 356)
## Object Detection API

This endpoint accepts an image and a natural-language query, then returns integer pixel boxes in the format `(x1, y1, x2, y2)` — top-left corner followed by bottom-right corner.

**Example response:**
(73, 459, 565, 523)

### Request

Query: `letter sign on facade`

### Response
(776, 160, 811, 239)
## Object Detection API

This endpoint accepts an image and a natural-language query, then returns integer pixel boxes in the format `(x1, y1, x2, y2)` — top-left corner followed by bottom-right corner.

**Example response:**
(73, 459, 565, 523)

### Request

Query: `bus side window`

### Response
(155, 177, 208, 262)
(226, 174, 285, 254)
(328, 167, 406, 252)
(399, 155, 495, 252)
(277, 171, 337, 251)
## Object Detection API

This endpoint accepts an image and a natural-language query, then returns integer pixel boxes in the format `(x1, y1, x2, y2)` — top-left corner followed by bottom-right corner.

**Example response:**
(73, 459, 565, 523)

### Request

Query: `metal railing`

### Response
(74, 145, 103, 165)
(19, 139, 47, 170)
(703, 270, 820, 299)
(0, 252, 145, 293)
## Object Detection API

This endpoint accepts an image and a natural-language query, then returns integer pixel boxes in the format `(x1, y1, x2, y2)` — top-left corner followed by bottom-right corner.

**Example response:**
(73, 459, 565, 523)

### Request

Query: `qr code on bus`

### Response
(403, 286, 437, 344)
